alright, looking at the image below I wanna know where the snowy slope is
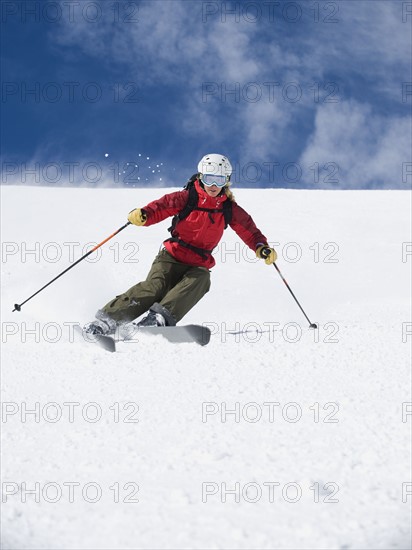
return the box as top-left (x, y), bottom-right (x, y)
top-left (1, 186), bottom-right (411, 550)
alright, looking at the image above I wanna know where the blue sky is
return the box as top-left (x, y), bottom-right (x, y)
top-left (1, 0), bottom-right (411, 188)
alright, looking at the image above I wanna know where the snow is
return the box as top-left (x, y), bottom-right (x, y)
top-left (1, 186), bottom-right (411, 550)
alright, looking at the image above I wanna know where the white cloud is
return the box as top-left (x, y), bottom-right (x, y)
top-left (239, 99), bottom-right (295, 161)
top-left (299, 100), bottom-right (411, 188)
top-left (296, 1), bottom-right (411, 102)
top-left (52, 0), bottom-right (267, 138)
top-left (47, 0), bottom-right (411, 187)
top-left (51, 0), bottom-right (411, 96)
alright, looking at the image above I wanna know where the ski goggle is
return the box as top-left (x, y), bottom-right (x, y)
top-left (201, 174), bottom-right (227, 188)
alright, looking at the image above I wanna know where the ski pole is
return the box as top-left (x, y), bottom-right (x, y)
top-left (13, 222), bottom-right (131, 312)
top-left (272, 262), bottom-right (317, 329)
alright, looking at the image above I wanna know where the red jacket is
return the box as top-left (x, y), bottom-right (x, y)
top-left (142, 179), bottom-right (268, 269)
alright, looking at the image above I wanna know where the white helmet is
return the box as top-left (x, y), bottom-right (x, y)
top-left (197, 153), bottom-right (232, 178)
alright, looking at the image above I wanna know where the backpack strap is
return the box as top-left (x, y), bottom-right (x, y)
top-left (179, 183), bottom-right (198, 221)
top-left (222, 199), bottom-right (232, 229)
top-left (165, 237), bottom-right (214, 260)
top-left (167, 177), bottom-right (198, 234)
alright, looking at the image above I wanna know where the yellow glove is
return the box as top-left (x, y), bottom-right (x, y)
top-left (128, 208), bottom-right (147, 226)
top-left (256, 245), bottom-right (277, 265)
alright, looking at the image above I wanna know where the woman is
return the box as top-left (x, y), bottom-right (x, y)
top-left (84, 153), bottom-right (277, 335)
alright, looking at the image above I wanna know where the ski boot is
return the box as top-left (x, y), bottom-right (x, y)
top-left (83, 310), bottom-right (117, 335)
top-left (136, 302), bottom-right (176, 327)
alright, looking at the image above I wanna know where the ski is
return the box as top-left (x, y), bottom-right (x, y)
top-left (73, 325), bottom-right (116, 353)
top-left (119, 324), bottom-right (211, 347)
top-left (73, 324), bottom-right (211, 352)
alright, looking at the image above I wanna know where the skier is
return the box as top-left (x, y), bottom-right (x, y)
top-left (84, 153), bottom-right (277, 335)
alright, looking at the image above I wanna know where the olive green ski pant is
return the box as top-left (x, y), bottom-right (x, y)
top-left (100, 249), bottom-right (211, 324)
